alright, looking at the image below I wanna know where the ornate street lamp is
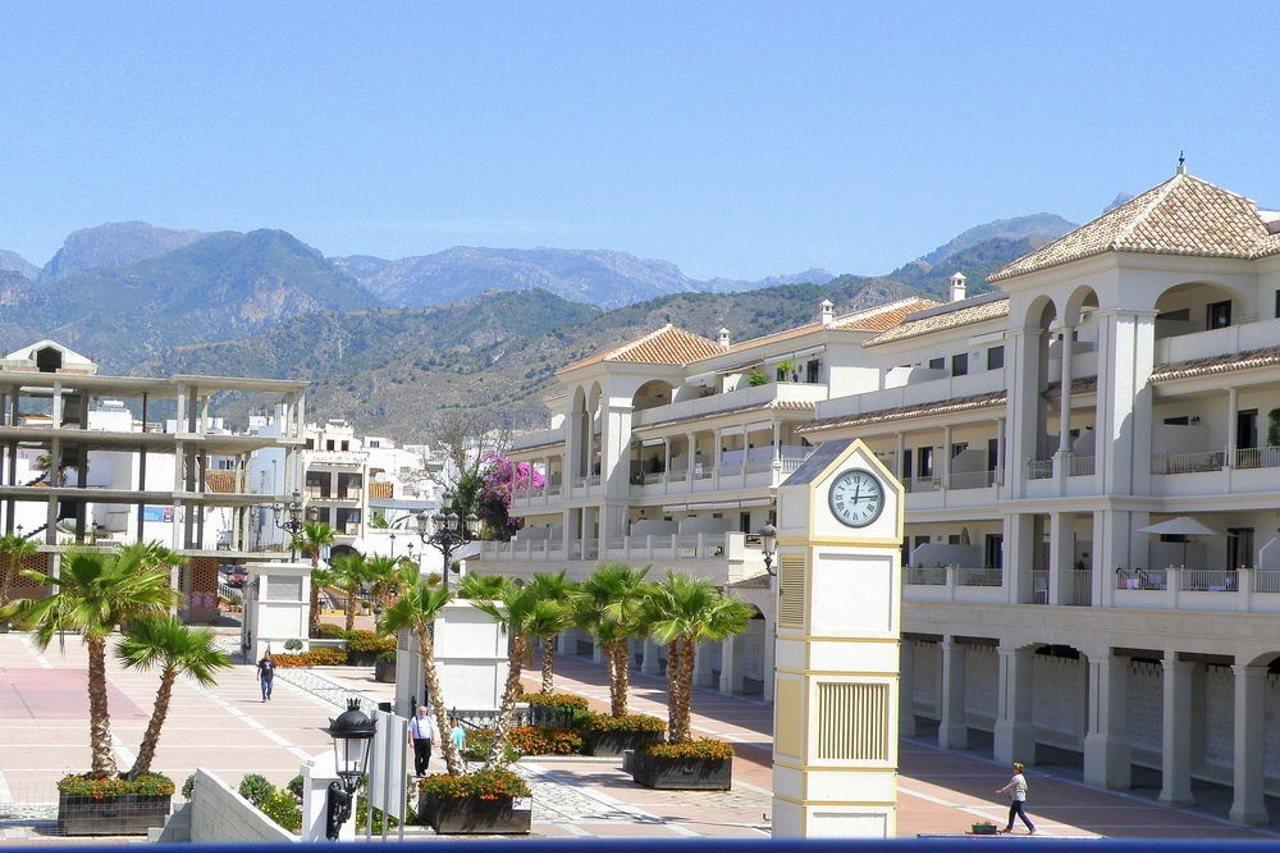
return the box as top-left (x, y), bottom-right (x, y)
top-left (273, 489), bottom-right (304, 560)
top-left (323, 699), bottom-right (376, 840)
top-left (415, 489), bottom-right (480, 592)
top-left (759, 522), bottom-right (778, 576)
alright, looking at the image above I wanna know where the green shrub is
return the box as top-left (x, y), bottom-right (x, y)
top-left (583, 712), bottom-right (665, 733)
top-left (376, 649), bottom-right (397, 663)
top-left (418, 769), bottom-right (530, 800)
top-left (356, 793), bottom-right (416, 832)
top-left (237, 773), bottom-right (274, 807)
top-left (346, 630), bottom-right (396, 655)
top-left (258, 788), bottom-right (302, 833)
top-left (312, 623), bottom-right (347, 639)
top-left (644, 738), bottom-right (734, 760)
top-left (283, 638), bottom-right (303, 651)
top-left (286, 775), bottom-right (304, 801)
top-left (507, 726), bottom-right (583, 755)
top-left (460, 728), bottom-right (521, 764)
top-left (274, 647), bottom-right (348, 667)
top-left (58, 773), bottom-right (175, 800)
top-left (747, 370), bottom-right (768, 387)
top-left (181, 773), bottom-right (195, 799)
top-left (525, 692), bottom-right (589, 710)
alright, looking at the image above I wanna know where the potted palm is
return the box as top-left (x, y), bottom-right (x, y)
top-left (3, 546), bottom-right (180, 834)
top-left (528, 571), bottom-right (575, 694)
top-left (294, 521), bottom-right (336, 637)
top-left (631, 572), bottom-right (750, 790)
top-left (573, 563), bottom-right (665, 755)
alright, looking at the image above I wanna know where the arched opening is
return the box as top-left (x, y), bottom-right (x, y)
top-left (329, 543), bottom-right (359, 560)
top-left (631, 380), bottom-right (675, 412)
top-left (35, 346), bottom-right (62, 373)
top-left (1022, 297), bottom-right (1059, 472)
top-left (1154, 281), bottom-right (1249, 340)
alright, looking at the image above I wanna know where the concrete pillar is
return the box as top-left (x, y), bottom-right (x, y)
top-left (1057, 326), bottom-right (1073, 457)
top-left (695, 643), bottom-right (716, 689)
top-left (761, 617), bottom-right (776, 704)
top-left (717, 636), bottom-right (736, 694)
top-left (1005, 327), bottom-right (1040, 498)
top-left (1229, 664), bottom-right (1270, 825)
top-left (685, 432), bottom-right (696, 484)
top-left (899, 639), bottom-right (917, 737)
top-left (591, 637), bottom-right (603, 664)
top-left (993, 644), bottom-right (1036, 766)
top-left (640, 639), bottom-right (660, 675)
top-left (300, 752), bottom-right (355, 841)
top-left (894, 432), bottom-right (906, 482)
top-left (1159, 655), bottom-right (1194, 805)
top-left (941, 425), bottom-right (953, 488)
top-left (1094, 309), bottom-right (1156, 496)
top-left (1048, 513), bottom-right (1074, 605)
top-left (938, 639), bottom-right (968, 750)
top-left (1226, 387), bottom-right (1239, 466)
top-left (1083, 652), bottom-right (1131, 790)
top-left (1004, 513), bottom-right (1036, 604)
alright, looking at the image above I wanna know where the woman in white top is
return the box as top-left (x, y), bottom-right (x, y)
top-left (996, 762), bottom-right (1035, 834)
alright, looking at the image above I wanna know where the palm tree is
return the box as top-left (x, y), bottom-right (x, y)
top-left (331, 552), bottom-right (374, 632)
top-left (527, 571), bottom-right (575, 693)
top-left (0, 534), bottom-right (37, 611)
top-left (378, 577), bottom-right (461, 775)
top-left (294, 521), bottom-right (336, 636)
top-left (575, 563), bottom-right (652, 716)
top-left (644, 572), bottom-right (752, 743)
top-left (364, 554), bottom-right (402, 610)
top-left (116, 616), bottom-right (230, 777)
top-left (1, 549), bottom-right (176, 777)
top-left (465, 576), bottom-right (573, 769)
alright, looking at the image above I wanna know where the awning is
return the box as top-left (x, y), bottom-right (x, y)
top-left (661, 497), bottom-right (774, 513)
top-left (1139, 517), bottom-right (1221, 537)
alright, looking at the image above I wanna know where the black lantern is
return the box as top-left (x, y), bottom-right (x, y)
top-left (273, 488), bottom-right (305, 560)
top-left (759, 522), bottom-right (778, 576)
top-left (414, 491), bottom-right (477, 592)
top-left (323, 699), bottom-right (376, 839)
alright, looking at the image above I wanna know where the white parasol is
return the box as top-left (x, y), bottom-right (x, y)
top-left (1139, 516), bottom-right (1220, 567)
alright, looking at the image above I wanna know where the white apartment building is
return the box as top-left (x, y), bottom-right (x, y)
top-left (470, 166), bottom-right (1280, 824)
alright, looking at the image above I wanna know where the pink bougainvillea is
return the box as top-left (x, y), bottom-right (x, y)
top-left (477, 455), bottom-right (545, 540)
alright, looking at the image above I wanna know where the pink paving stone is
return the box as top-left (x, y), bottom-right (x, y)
top-left (0, 667), bottom-right (145, 720)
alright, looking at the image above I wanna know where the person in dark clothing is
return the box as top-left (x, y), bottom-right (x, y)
top-left (257, 652), bottom-right (276, 702)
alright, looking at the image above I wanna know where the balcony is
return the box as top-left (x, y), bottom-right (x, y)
top-left (815, 367), bottom-right (1004, 424)
top-left (1112, 567), bottom-right (1280, 612)
top-left (1154, 315), bottom-right (1280, 366)
top-left (305, 485), bottom-right (362, 502)
top-left (903, 565), bottom-right (1004, 604)
top-left (510, 425), bottom-right (565, 454)
top-left (1031, 569), bottom-right (1092, 605)
top-left (1151, 446), bottom-right (1280, 497)
top-left (632, 382), bottom-right (828, 429)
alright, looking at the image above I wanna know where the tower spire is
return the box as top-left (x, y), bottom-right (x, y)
top-left (1176, 150), bottom-right (1186, 175)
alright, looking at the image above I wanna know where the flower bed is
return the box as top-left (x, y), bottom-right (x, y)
top-left (463, 726), bottom-right (583, 757)
top-left (417, 770), bottom-right (530, 835)
top-left (346, 630), bottom-right (396, 666)
top-left (57, 774), bottom-right (175, 836)
top-left (273, 647), bottom-right (348, 668)
top-left (524, 692), bottom-right (589, 710)
top-left (525, 692), bottom-right (589, 729)
top-left (632, 739), bottom-right (733, 790)
top-left (581, 713), bottom-right (665, 756)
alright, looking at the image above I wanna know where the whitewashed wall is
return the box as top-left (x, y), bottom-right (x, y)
top-left (1125, 661), bottom-right (1163, 764)
top-left (1032, 654), bottom-right (1086, 750)
top-left (963, 644), bottom-right (997, 729)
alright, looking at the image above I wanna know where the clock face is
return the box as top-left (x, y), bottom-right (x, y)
top-left (828, 467), bottom-right (885, 528)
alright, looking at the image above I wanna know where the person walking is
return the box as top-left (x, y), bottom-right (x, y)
top-left (996, 762), bottom-right (1035, 835)
top-left (408, 706), bottom-right (439, 776)
top-left (256, 652), bottom-right (276, 702)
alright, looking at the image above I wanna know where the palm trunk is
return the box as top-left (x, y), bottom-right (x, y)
top-left (130, 666), bottom-right (176, 778)
top-left (418, 629), bottom-right (461, 776)
top-left (485, 635), bottom-right (526, 770)
top-left (1, 554), bottom-right (13, 605)
top-left (540, 635), bottom-right (556, 693)
top-left (344, 585), bottom-right (356, 632)
top-left (87, 636), bottom-right (117, 777)
top-left (307, 556), bottom-right (320, 636)
top-left (675, 637), bottom-right (696, 743)
top-left (665, 638), bottom-right (685, 742)
top-left (608, 638), bottom-right (630, 717)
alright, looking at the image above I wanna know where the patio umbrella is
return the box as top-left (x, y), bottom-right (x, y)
top-left (1139, 516), bottom-right (1221, 567)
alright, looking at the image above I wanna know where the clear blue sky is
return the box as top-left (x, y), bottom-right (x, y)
top-left (2, 1), bottom-right (1278, 279)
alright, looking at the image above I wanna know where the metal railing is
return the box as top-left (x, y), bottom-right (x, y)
top-left (1234, 446), bottom-right (1280, 469)
top-left (1180, 569), bottom-right (1239, 591)
top-left (1115, 568), bottom-right (1168, 590)
top-left (1027, 459), bottom-right (1054, 480)
top-left (957, 566), bottom-right (1002, 587)
top-left (947, 469), bottom-right (996, 490)
top-left (1031, 569), bottom-right (1049, 604)
top-left (1152, 450), bottom-right (1226, 474)
top-left (1072, 570), bottom-right (1093, 606)
top-left (1067, 455), bottom-right (1095, 476)
top-left (904, 566), bottom-right (946, 585)
top-left (1254, 570), bottom-right (1280, 593)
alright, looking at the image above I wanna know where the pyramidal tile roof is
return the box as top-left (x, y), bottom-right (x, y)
top-left (558, 324), bottom-right (723, 373)
top-left (991, 171), bottom-right (1278, 282)
top-left (864, 293), bottom-right (1010, 347)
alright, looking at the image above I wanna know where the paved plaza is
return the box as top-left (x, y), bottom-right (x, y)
top-left (0, 629), bottom-right (1276, 842)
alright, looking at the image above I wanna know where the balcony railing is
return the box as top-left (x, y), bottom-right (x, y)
top-left (1031, 569), bottom-right (1049, 603)
top-left (905, 475), bottom-right (939, 493)
top-left (1254, 570), bottom-right (1280, 593)
top-left (1152, 450), bottom-right (1225, 475)
top-left (905, 566), bottom-right (946, 585)
top-left (947, 469), bottom-right (997, 490)
top-left (957, 566), bottom-right (1002, 587)
top-left (1180, 569), bottom-right (1239, 592)
top-left (1115, 569), bottom-right (1168, 590)
top-left (1234, 446), bottom-right (1280, 469)
top-left (1067, 455), bottom-right (1095, 477)
top-left (1027, 459), bottom-right (1054, 480)
top-left (1072, 570), bottom-right (1093, 606)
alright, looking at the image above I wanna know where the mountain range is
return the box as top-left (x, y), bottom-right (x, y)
top-left (0, 208), bottom-right (1083, 438)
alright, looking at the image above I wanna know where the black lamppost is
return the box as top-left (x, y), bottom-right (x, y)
top-left (389, 533), bottom-right (397, 558)
top-left (759, 522), bottom-right (778, 576)
top-left (323, 699), bottom-right (376, 840)
top-left (415, 490), bottom-right (479, 592)
top-left (274, 489), bottom-right (304, 560)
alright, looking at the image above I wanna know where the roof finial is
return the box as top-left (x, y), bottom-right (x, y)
top-left (1176, 150), bottom-right (1186, 175)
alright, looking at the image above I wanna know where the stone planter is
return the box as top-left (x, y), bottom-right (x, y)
top-left (374, 657), bottom-right (396, 683)
top-left (347, 650), bottom-right (379, 667)
top-left (418, 794), bottom-right (531, 835)
top-left (630, 751), bottom-right (732, 790)
top-left (583, 729), bottom-right (663, 757)
top-left (57, 793), bottom-right (172, 836)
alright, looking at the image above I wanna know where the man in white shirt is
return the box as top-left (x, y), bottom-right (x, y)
top-left (408, 705), bottom-right (440, 776)
top-left (996, 761), bottom-right (1035, 834)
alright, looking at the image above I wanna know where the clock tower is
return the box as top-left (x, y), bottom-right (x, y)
top-left (770, 438), bottom-right (905, 839)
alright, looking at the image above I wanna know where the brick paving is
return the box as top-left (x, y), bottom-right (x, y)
top-left (1, 629), bottom-right (1277, 842)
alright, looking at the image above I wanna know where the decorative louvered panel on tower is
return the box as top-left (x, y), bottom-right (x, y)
top-left (771, 439), bottom-right (904, 839)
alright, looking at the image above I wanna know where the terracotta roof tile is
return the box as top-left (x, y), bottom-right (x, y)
top-left (797, 390), bottom-right (1007, 434)
top-left (558, 325), bottom-right (724, 374)
top-left (864, 295), bottom-right (1010, 347)
top-left (991, 172), bottom-right (1276, 282)
top-left (1150, 345), bottom-right (1280, 383)
top-left (632, 399), bottom-right (816, 432)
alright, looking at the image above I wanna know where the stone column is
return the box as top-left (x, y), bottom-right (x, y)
top-left (1004, 513), bottom-right (1036, 604)
top-left (1048, 512), bottom-right (1074, 605)
top-left (1083, 652), bottom-right (1131, 790)
top-left (1057, 326), bottom-right (1073, 458)
top-left (1005, 327), bottom-right (1040, 498)
top-left (993, 644), bottom-right (1036, 765)
top-left (941, 425), bottom-right (953, 489)
top-left (694, 643), bottom-right (716, 689)
top-left (895, 432), bottom-right (906, 482)
top-left (718, 636), bottom-right (736, 694)
top-left (938, 638), bottom-right (968, 750)
top-left (899, 638), bottom-right (917, 737)
top-left (641, 639), bottom-right (660, 675)
top-left (1159, 655), bottom-right (1194, 805)
top-left (1225, 387), bottom-right (1239, 467)
top-left (1229, 664), bottom-right (1270, 825)
top-left (685, 432), bottom-right (697, 484)
top-left (1094, 309), bottom-right (1156, 497)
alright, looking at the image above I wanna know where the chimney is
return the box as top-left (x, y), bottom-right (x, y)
top-left (819, 299), bottom-right (834, 327)
top-left (949, 272), bottom-right (967, 303)
top-left (718, 327), bottom-right (731, 348)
